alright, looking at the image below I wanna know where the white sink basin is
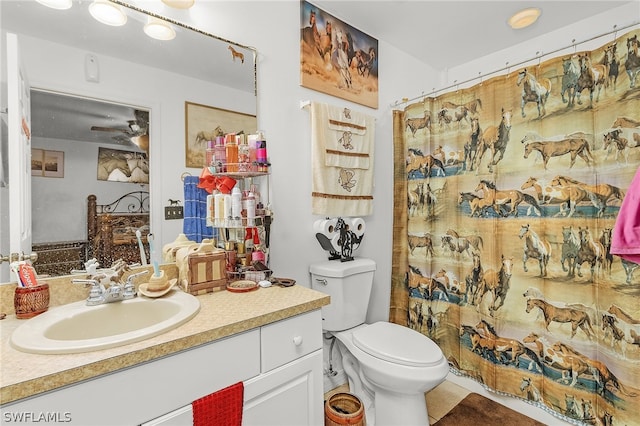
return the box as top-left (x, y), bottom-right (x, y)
top-left (11, 290), bottom-right (200, 354)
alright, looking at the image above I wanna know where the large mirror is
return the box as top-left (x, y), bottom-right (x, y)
top-left (1, 0), bottom-right (257, 279)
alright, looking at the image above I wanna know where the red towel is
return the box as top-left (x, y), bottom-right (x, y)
top-left (192, 382), bottom-right (244, 426)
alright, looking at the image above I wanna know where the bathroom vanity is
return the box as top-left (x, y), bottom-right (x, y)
top-left (0, 285), bottom-right (329, 425)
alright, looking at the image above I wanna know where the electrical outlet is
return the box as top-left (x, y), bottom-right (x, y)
top-left (164, 206), bottom-right (184, 220)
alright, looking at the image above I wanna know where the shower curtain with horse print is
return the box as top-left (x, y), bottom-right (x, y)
top-left (391, 28), bottom-right (640, 425)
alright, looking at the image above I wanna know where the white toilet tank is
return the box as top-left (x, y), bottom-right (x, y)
top-left (310, 258), bottom-right (376, 331)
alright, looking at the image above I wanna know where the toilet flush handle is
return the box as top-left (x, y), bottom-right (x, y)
top-left (293, 336), bottom-right (303, 346)
top-left (315, 278), bottom-right (327, 286)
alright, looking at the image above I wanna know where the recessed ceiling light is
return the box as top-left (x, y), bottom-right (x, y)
top-left (161, 0), bottom-right (195, 9)
top-left (508, 7), bottom-right (541, 30)
top-left (144, 17), bottom-right (176, 41)
top-left (35, 0), bottom-right (72, 10)
top-left (89, 0), bottom-right (127, 27)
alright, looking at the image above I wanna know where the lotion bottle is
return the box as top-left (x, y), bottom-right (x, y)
top-left (225, 133), bottom-right (238, 172)
top-left (231, 186), bottom-right (242, 226)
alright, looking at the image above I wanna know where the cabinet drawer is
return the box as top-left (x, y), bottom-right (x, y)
top-left (261, 310), bottom-right (322, 372)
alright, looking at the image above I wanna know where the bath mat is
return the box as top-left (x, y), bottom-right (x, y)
top-left (433, 392), bottom-right (545, 426)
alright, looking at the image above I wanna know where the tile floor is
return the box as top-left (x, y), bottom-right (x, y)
top-left (324, 379), bottom-right (471, 424)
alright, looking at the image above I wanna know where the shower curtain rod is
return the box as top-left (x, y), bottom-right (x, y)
top-left (391, 21), bottom-right (639, 108)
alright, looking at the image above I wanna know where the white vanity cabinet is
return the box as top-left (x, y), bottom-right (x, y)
top-left (2, 329), bottom-right (261, 425)
top-left (144, 310), bottom-right (324, 426)
top-left (2, 310), bottom-right (324, 426)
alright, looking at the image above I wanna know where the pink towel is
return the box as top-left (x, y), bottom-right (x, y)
top-left (610, 166), bottom-right (640, 264)
top-left (192, 382), bottom-right (244, 426)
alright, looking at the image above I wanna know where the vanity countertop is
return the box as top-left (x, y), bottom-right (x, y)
top-left (0, 285), bottom-right (330, 405)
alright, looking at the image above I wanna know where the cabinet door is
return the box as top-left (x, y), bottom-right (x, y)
top-left (243, 350), bottom-right (323, 426)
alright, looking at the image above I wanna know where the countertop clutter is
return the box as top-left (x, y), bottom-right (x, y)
top-left (0, 284), bottom-right (330, 405)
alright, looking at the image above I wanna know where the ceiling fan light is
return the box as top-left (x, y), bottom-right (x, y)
top-left (508, 7), bottom-right (541, 30)
top-left (144, 17), bottom-right (176, 41)
top-left (89, 0), bottom-right (127, 27)
top-left (35, 0), bottom-right (72, 10)
top-left (161, 0), bottom-right (195, 9)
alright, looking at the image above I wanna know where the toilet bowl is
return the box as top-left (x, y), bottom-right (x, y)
top-left (310, 258), bottom-right (449, 426)
top-left (333, 322), bottom-right (449, 426)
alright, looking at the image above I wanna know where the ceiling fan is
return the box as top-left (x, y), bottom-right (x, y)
top-left (91, 109), bottom-right (149, 153)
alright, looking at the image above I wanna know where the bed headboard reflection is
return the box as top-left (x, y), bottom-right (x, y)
top-left (87, 191), bottom-right (150, 267)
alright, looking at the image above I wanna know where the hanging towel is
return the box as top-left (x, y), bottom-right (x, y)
top-left (183, 175), bottom-right (213, 243)
top-left (192, 382), bottom-right (244, 426)
top-left (611, 166), bottom-right (640, 264)
top-left (310, 101), bottom-right (375, 216)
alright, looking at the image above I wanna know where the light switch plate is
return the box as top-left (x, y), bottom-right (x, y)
top-left (164, 206), bottom-right (184, 220)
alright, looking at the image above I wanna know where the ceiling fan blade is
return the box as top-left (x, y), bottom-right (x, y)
top-left (91, 126), bottom-right (130, 133)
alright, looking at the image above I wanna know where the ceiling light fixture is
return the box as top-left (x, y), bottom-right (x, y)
top-left (508, 7), bottom-right (541, 30)
top-left (89, 0), bottom-right (127, 26)
top-left (144, 17), bottom-right (176, 41)
top-left (35, 0), bottom-right (72, 10)
top-left (161, 0), bottom-right (195, 9)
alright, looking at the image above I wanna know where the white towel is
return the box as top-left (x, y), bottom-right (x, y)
top-left (310, 101), bottom-right (375, 216)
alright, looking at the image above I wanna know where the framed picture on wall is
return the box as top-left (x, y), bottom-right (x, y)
top-left (97, 147), bottom-right (148, 183)
top-left (184, 101), bottom-right (257, 168)
top-left (300, 0), bottom-right (379, 109)
top-left (31, 149), bottom-right (64, 178)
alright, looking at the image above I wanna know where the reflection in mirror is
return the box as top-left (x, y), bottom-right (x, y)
top-left (1, 1), bottom-right (257, 279)
top-left (30, 91), bottom-right (150, 276)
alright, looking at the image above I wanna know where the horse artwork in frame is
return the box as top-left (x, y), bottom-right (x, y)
top-left (300, 0), bottom-right (379, 109)
top-left (184, 101), bottom-right (257, 168)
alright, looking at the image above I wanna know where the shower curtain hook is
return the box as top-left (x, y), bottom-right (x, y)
top-left (505, 61), bottom-right (510, 77)
top-left (612, 24), bottom-right (618, 41)
top-left (478, 71), bottom-right (483, 86)
top-left (572, 39), bottom-right (577, 55)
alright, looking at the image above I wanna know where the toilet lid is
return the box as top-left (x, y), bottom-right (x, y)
top-left (352, 322), bottom-right (443, 367)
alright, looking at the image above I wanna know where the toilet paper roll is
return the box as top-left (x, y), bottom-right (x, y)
top-left (347, 217), bottom-right (366, 237)
top-left (313, 218), bottom-right (338, 236)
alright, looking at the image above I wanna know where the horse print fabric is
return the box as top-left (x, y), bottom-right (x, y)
top-left (391, 29), bottom-right (640, 425)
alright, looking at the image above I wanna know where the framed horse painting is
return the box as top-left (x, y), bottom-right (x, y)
top-left (184, 101), bottom-right (258, 168)
top-left (300, 0), bottom-right (379, 109)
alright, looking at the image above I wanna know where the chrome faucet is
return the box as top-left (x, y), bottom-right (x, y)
top-left (72, 270), bottom-right (148, 306)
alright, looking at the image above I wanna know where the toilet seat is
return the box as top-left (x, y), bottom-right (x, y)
top-left (352, 322), bottom-right (443, 367)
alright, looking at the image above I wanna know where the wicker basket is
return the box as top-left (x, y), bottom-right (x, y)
top-left (14, 283), bottom-right (50, 319)
top-left (325, 393), bottom-right (365, 426)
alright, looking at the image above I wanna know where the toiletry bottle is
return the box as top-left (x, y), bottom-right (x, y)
top-left (245, 191), bottom-right (256, 226)
top-left (248, 133), bottom-right (258, 172)
top-left (231, 186), bottom-right (242, 226)
top-left (256, 131), bottom-right (267, 172)
top-left (244, 227), bottom-right (254, 255)
top-left (206, 140), bottom-right (216, 170)
top-left (214, 191), bottom-right (225, 226)
top-left (214, 136), bottom-right (226, 173)
top-left (206, 192), bottom-right (215, 227)
top-left (223, 193), bottom-right (232, 227)
top-left (238, 134), bottom-right (250, 172)
top-left (225, 133), bottom-right (238, 172)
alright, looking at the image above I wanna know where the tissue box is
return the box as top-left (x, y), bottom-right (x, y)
top-left (185, 250), bottom-right (227, 294)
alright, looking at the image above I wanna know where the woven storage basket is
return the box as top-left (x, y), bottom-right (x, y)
top-left (14, 283), bottom-right (50, 319)
top-left (325, 392), bottom-right (365, 426)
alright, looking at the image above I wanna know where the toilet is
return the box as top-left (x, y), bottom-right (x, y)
top-left (310, 258), bottom-right (449, 426)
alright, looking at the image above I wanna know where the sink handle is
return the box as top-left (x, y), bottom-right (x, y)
top-left (72, 279), bottom-right (100, 287)
top-left (72, 279), bottom-right (106, 304)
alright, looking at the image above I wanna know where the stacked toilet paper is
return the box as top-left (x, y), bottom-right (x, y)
top-left (313, 217), bottom-right (366, 255)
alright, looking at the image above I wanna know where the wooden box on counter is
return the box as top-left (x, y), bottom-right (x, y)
top-left (184, 251), bottom-right (227, 294)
